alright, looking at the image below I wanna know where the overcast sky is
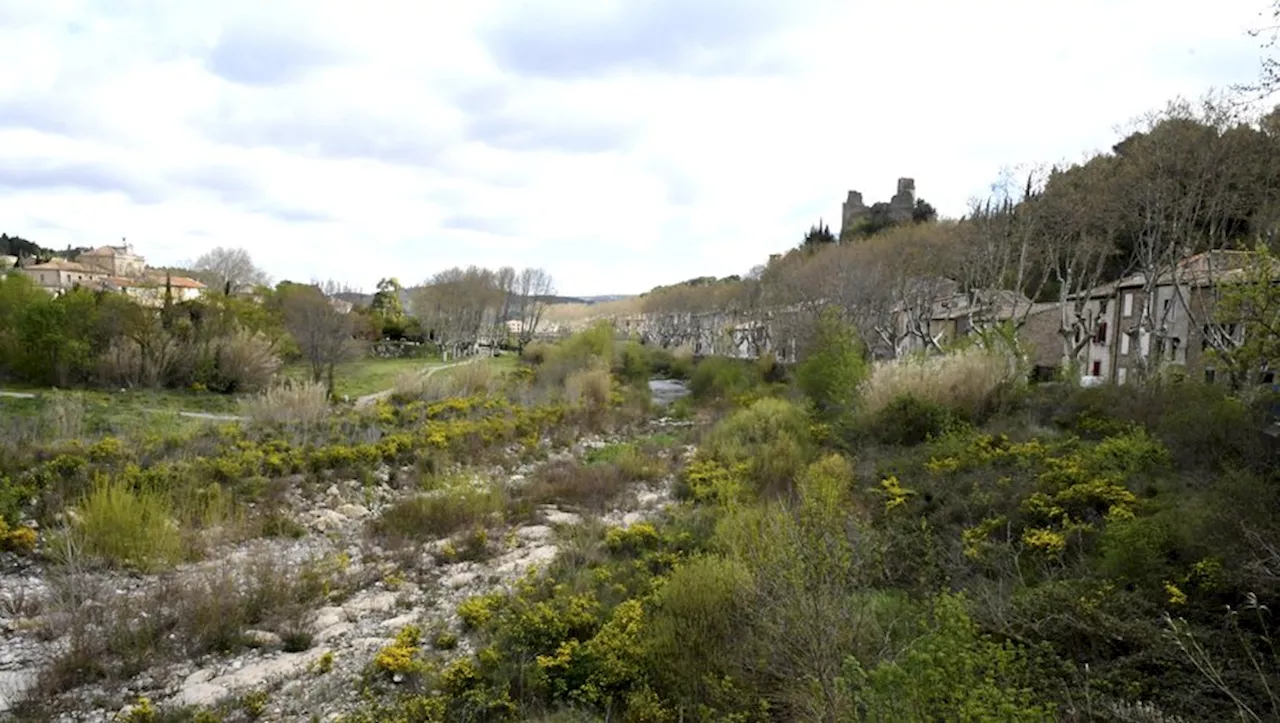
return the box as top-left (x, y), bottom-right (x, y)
top-left (0, 0), bottom-right (1271, 296)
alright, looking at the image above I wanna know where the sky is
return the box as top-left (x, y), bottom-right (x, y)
top-left (0, 0), bottom-right (1273, 297)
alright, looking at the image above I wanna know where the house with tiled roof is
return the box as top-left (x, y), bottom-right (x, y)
top-left (21, 258), bottom-right (108, 294)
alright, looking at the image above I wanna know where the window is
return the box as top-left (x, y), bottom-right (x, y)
top-left (1205, 368), bottom-right (1216, 384)
top-left (1118, 368), bottom-right (1128, 384)
top-left (1264, 371), bottom-right (1276, 385)
top-left (1122, 293), bottom-right (1133, 317)
top-left (1120, 333), bottom-right (1130, 355)
top-left (1094, 322), bottom-right (1108, 344)
top-left (1091, 360), bottom-right (1102, 376)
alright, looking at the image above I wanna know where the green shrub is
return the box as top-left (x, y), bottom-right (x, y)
top-left (794, 308), bottom-right (868, 424)
top-left (689, 357), bottom-right (763, 404)
top-left (645, 555), bottom-right (752, 705)
top-left (703, 397), bottom-right (813, 497)
top-left (71, 478), bottom-right (184, 571)
top-left (612, 341), bottom-right (650, 386)
top-left (845, 593), bottom-right (1053, 721)
top-left (869, 394), bottom-right (963, 446)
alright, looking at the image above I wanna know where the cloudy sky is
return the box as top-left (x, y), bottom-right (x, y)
top-left (0, 0), bottom-right (1271, 296)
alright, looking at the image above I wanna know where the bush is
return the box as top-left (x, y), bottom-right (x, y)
top-left (565, 364), bottom-right (612, 410)
top-left (69, 478), bottom-right (184, 571)
top-left (211, 330), bottom-right (282, 393)
top-left (612, 341), bottom-right (650, 387)
top-left (862, 345), bottom-right (1022, 423)
top-left (795, 308), bottom-right (868, 424)
top-left (703, 397), bottom-right (813, 497)
top-left (517, 460), bottom-right (633, 512)
top-left (868, 394), bottom-right (964, 446)
top-left (645, 555), bottom-right (752, 706)
top-left (648, 346), bottom-right (694, 381)
top-left (689, 357), bottom-right (764, 404)
top-left (372, 484), bottom-right (506, 545)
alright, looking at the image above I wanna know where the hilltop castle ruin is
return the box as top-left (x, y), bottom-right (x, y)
top-left (840, 178), bottom-right (917, 240)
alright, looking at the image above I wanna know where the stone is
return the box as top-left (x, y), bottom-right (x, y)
top-left (185, 669), bottom-right (215, 686)
top-left (170, 681), bottom-right (228, 708)
top-left (244, 630), bottom-right (283, 649)
top-left (309, 510), bottom-right (347, 533)
top-left (343, 591), bottom-right (397, 616)
top-left (541, 508), bottom-right (581, 526)
top-left (443, 571), bottom-right (478, 589)
top-left (0, 670), bottom-right (38, 713)
top-left (314, 622), bottom-right (354, 643)
top-left (335, 503), bottom-right (370, 520)
top-left (312, 606), bottom-right (347, 633)
top-left (514, 525), bottom-right (553, 543)
top-left (380, 611), bottom-right (420, 631)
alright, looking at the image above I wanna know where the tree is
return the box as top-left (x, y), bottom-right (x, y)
top-left (1242, 0), bottom-right (1280, 98)
top-left (192, 247), bottom-right (271, 296)
top-left (801, 220), bottom-right (837, 250)
top-left (279, 283), bottom-right (359, 397)
top-left (794, 307), bottom-right (868, 426)
top-left (1207, 243), bottom-right (1280, 389)
top-left (411, 267), bottom-right (502, 358)
top-left (370, 278), bottom-right (407, 339)
top-left (513, 267), bottom-right (555, 351)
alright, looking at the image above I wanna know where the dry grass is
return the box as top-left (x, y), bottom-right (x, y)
top-left (392, 361), bottom-right (499, 402)
top-left (565, 364), bottom-right (612, 409)
top-left (20, 548), bottom-right (350, 708)
top-left (514, 447), bottom-right (664, 512)
top-left (215, 329), bottom-right (283, 392)
top-left (371, 482), bottom-right (507, 546)
top-left (239, 380), bottom-right (330, 428)
top-left (860, 345), bottom-right (1022, 421)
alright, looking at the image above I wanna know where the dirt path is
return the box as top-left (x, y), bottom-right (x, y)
top-left (0, 390), bottom-right (247, 423)
top-left (352, 358), bottom-right (478, 409)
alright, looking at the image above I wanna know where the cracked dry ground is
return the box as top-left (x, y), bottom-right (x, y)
top-left (0, 418), bottom-right (694, 722)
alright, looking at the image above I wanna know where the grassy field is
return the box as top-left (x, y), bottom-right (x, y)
top-left (0, 388), bottom-right (237, 440)
top-left (278, 356), bottom-right (444, 399)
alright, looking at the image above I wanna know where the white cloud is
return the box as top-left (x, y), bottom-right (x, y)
top-left (0, 0), bottom-right (1269, 296)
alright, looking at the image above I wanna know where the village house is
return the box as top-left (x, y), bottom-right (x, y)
top-left (20, 258), bottom-right (108, 294)
top-left (16, 241), bottom-right (207, 305)
top-left (892, 280), bottom-right (1061, 371)
top-left (1066, 250), bottom-right (1265, 385)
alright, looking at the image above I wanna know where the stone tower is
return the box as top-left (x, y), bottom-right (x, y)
top-left (887, 178), bottom-right (916, 224)
top-left (838, 178), bottom-right (917, 240)
top-left (840, 190), bottom-right (869, 236)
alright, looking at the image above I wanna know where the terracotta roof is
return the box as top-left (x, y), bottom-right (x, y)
top-left (27, 258), bottom-right (104, 273)
top-left (105, 274), bottom-right (207, 290)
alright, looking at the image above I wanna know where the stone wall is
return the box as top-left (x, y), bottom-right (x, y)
top-left (841, 177), bottom-right (917, 238)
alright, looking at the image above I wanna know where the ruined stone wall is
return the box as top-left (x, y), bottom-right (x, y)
top-left (840, 177), bottom-right (917, 238)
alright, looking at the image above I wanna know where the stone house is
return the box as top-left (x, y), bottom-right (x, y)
top-left (78, 243), bottom-right (147, 278)
top-left (20, 258), bottom-right (107, 294)
top-left (1067, 251), bottom-right (1261, 385)
top-left (102, 275), bottom-right (207, 307)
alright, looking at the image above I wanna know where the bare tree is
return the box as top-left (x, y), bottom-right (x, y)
top-left (411, 267), bottom-right (502, 358)
top-left (514, 267), bottom-right (555, 351)
top-left (192, 247), bottom-right (271, 295)
top-left (280, 283), bottom-right (359, 398)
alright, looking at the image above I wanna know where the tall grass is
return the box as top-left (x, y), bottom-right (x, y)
top-left (69, 478), bottom-right (184, 571)
top-left (239, 380), bottom-right (330, 429)
top-left (861, 345), bottom-right (1022, 422)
